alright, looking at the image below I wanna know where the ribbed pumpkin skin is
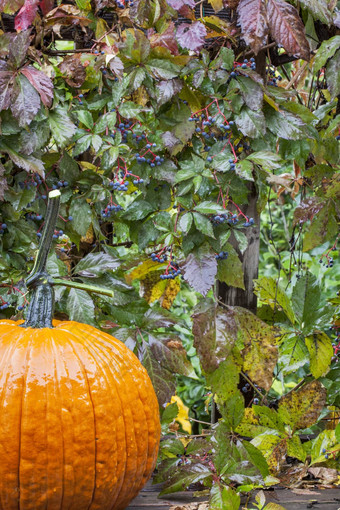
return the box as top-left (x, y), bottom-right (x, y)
top-left (0, 319), bottom-right (160, 510)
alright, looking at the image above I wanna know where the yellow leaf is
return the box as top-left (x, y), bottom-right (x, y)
top-left (264, 93), bottom-right (280, 111)
top-left (161, 278), bottom-right (180, 309)
top-left (170, 395), bottom-right (192, 434)
top-left (125, 259), bottom-right (166, 284)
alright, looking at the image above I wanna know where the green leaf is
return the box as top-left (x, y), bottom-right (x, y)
top-left (336, 423), bottom-right (340, 443)
top-left (73, 134), bottom-right (92, 157)
top-left (235, 160), bottom-right (254, 181)
top-left (49, 107), bottom-right (77, 148)
top-left (254, 276), bottom-right (295, 324)
top-left (194, 201), bottom-right (226, 215)
top-left (299, 0), bottom-right (333, 24)
top-left (0, 141), bottom-right (45, 177)
top-left (179, 212), bottom-right (193, 233)
top-left (59, 152), bottom-right (79, 184)
top-left (278, 336), bottom-right (309, 375)
top-left (66, 288), bottom-right (95, 325)
top-left (47, 252), bottom-right (68, 277)
top-left (236, 107), bottom-right (266, 138)
top-left (233, 230), bottom-right (248, 255)
top-left (118, 101), bottom-right (143, 119)
top-left (313, 36), bottom-right (340, 73)
top-left (94, 111), bottom-right (117, 134)
top-left (209, 484), bottom-right (240, 510)
top-left (218, 47), bottom-right (234, 71)
top-left (237, 76), bottom-right (263, 111)
top-left (69, 199), bottom-right (92, 237)
top-left (161, 402), bottom-right (179, 428)
top-left (287, 435), bottom-right (306, 462)
top-left (217, 243), bottom-right (244, 290)
top-left (291, 272), bottom-right (321, 333)
top-left (303, 202), bottom-right (338, 251)
top-left (74, 252), bottom-right (120, 277)
top-left (265, 106), bottom-right (306, 140)
top-left (147, 59), bottom-right (181, 80)
top-left (305, 332), bottom-right (333, 378)
top-left (208, 361), bottom-right (244, 429)
top-left (123, 200), bottom-right (153, 221)
top-left (91, 134), bottom-right (102, 152)
top-left (247, 151), bottom-right (283, 170)
top-left (193, 212), bottom-right (215, 238)
top-left (326, 50), bottom-right (340, 100)
top-left (101, 146), bottom-right (119, 170)
top-left (278, 380), bottom-right (327, 432)
top-left (76, 110), bottom-right (94, 130)
top-left (160, 463), bottom-right (212, 495)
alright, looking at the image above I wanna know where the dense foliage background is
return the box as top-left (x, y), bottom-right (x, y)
top-left (0, 0), bottom-right (339, 506)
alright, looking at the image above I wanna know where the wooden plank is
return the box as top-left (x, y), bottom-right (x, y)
top-left (127, 485), bottom-right (340, 510)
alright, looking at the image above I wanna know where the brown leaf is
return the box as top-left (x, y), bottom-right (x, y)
top-left (293, 197), bottom-right (325, 226)
top-left (279, 463), bottom-right (308, 486)
top-left (59, 54), bottom-right (86, 88)
top-left (267, 437), bottom-right (287, 474)
top-left (237, 0), bottom-right (269, 55)
top-left (308, 467), bottom-right (338, 484)
top-left (267, 0), bottom-right (310, 61)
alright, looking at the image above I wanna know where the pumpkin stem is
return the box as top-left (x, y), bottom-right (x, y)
top-left (22, 190), bottom-right (61, 329)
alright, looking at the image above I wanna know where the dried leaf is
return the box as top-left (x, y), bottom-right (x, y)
top-left (293, 197), bottom-right (324, 226)
top-left (237, 0), bottom-right (269, 55)
top-left (308, 467), bottom-right (338, 484)
top-left (267, 0), bottom-right (310, 61)
top-left (21, 66), bottom-right (53, 106)
top-left (0, 0), bottom-right (25, 15)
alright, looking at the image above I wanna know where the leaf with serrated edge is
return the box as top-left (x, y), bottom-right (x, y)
top-left (237, 0), bottom-right (269, 55)
top-left (278, 380), bottom-right (327, 432)
top-left (181, 244), bottom-right (217, 296)
top-left (267, 0), bottom-right (310, 61)
top-left (305, 332), bottom-right (333, 378)
top-left (66, 288), bottom-right (95, 325)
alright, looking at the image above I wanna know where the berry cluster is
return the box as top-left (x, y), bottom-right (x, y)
top-left (215, 251), bottom-right (229, 260)
top-left (211, 212), bottom-right (254, 228)
top-left (0, 222), bottom-right (7, 234)
top-left (52, 229), bottom-right (64, 240)
top-left (150, 248), bottom-right (182, 280)
top-left (230, 57), bottom-right (256, 79)
top-left (267, 65), bottom-right (283, 87)
top-left (52, 180), bottom-right (69, 189)
top-left (27, 213), bottom-right (43, 221)
top-left (101, 203), bottom-right (123, 218)
top-left (0, 302), bottom-right (9, 310)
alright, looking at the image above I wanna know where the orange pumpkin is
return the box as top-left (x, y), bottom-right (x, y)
top-left (0, 191), bottom-right (160, 509)
top-left (0, 319), bottom-right (160, 510)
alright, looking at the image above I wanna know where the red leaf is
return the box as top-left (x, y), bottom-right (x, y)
top-left (267, 0), bottom-right (310, 61)
top-left (14, 0), bottom-right (39, 32)
top-left (237, 0), bottom-right (269, 55)
top-left (149, 22), bottom-right (180, 56)
top-left (176, 21), bottom-right (207, 52)
top-left (21, 66), bottom-right (53, 107)
top-left (180, 246), bottom-right (217, 296)
top-left (38, 0), bottom-right (54, 15)
top-left (0, 65), bottom-right (15, 111)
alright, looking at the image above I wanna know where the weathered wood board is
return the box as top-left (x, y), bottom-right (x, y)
top-left (127, 481), bottom-right (340, 509)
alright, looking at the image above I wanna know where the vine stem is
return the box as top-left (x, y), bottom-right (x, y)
top-left (53, 279), bottom-right (114, 297)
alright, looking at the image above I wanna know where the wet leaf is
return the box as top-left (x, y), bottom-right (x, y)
top-left (293, 197), bottom-right (324, 226)
top-left (74, 252), bottom-right (120, 277)
top-left (156, 79), bottom-right (183, 106)
top-left (181, 244), bottom-right (217, 296)
top-left (313, 36), bottom-right (340, 73)
top-left (11, 74), bottom-right (40, 127)
top-left (278, 380), bottom-right (327, 432)
top-left (267, 0), bottom-right (310, 61)
top-left (287, 435), bottom-right (306, 462)
top-left (236, 107), bottom-right (266, 138)
top-left (209, 483), bottom-right (240, 510)
top-left (21, 66), bottom-right (53, 107)
top-left (15, 0), bottom-right (39, 32)
top-left (237, 0), bottom-right (269, 55)
top-left (0, 0), bottom-right (25, 14)
top-left (176, 22), bottom-right (207, 52)
top-left (48, 107), bottom-right (77, 148)
top-left (66, 288), bottom-right (95, 325)
top-left (192, 299), bottom-right (238, 373)
top-left (291, 272), bottom-right (321, 333)
top-left (0, 163), bottom-right (8, 201)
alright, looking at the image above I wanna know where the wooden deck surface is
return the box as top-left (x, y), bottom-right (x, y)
top-left (127, 481), bottom-right (340, 509)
